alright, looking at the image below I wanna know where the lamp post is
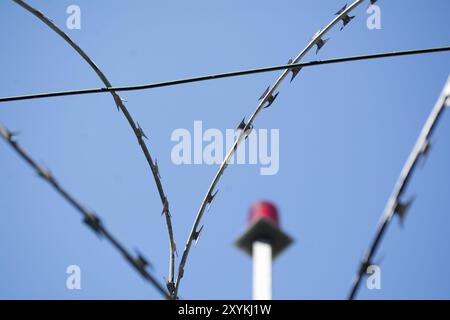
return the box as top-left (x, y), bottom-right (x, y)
top-left (235, 201), bottom-right (293, 300)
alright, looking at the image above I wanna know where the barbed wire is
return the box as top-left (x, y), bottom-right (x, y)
top-left (12, 0), bottom-right (178, 294)
top-left (1, 46), bottom-right (449, 105)
top-left (173, 0), bottom-right (368, 297)
top-left (6, 0), bottom-right (449, 299)
top-left (0, 125), bottom-right (170, 299)
top-left (348, 75), bottom-right (450, 299)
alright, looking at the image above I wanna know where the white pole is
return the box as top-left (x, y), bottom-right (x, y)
top-left (252, 240), bottom-right (272, 300)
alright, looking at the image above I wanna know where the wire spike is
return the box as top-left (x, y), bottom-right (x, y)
top-left (315, 37), bottom-right (329, 54)
top-left (288, 59), bottom-right (302, 82)
top-left (206, 189), bottom-right (219, 205)
top-left (264, 92), bottom-right (279, 109)
top-left (1, 127), bottom-right (21, 142)
top-left (418, 139), bottom-right (433, 169)
top-left (113, 95), bottom-right (122, 112)
top-left (237, 117), bottom-right (246, 131)
top-left (361, 256), bottom-right (372, 272)
top-left (259, 86), bottom-right (279, 108)
top-left (341, 14), bottom-right (355, 31)
top-left (394, 197), bottom-right (415, 227)
top-left (258, 86), bottom-right (270, 101)
top-left (335, 4), bottom-right (348, 15)
top-left (237, 117), bottom-right (253, 133)
top-left (154, 159), bottom-right (161, 179)
top-left (136, 122), bottom-right (148, 140)
top-left (193, 225), bottom-right (204, 246)
top-left (161, 197), bottom-right (170, 216)
top-left (206, 190), bottom-right (219, 212)
top-left (134, 250), bottom-right (152, 270)
top-left (38, 168), bottom-right (53, 181)
top-left (166, 279), bottom-right (175, 296)
top-left (83, 213), bottom-right (102, 235)
top-left (420, 139), bottom-right (431, 157)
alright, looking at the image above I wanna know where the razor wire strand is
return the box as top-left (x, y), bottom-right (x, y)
top-left (348, 75), bottom-right (450, 300)
top-left (173, 0), bottom-right (368, 297)
top-left (7, 0), bottom-right (449, 299)
top-left (0, 46), bottom-right (449, 104)
top-left (12, 0), bottom-right (177, 294)
top-left (0, 125), bottom-right (170, 299)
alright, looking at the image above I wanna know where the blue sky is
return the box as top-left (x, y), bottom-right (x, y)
top-left (0, 0), bottom-right (449, 299)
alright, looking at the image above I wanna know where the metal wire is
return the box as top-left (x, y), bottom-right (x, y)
top-left (12, 0), bottom-right (177, 294)
top-left (348, 75), bottom-right (450, 300)
top-left (173, 0), bottom-right (368, 297)
top-left (0, 46), bottom-right (449, 104)
top-left (8, 0), bottom-right (449, 299)
top-left (0, 125), bottom-right (170, 299)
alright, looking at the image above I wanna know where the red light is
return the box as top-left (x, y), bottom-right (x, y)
top-left (248, 201), bottom-right (279, 227)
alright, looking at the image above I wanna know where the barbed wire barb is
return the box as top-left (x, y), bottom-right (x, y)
top-left (12, 0), bottom-right (177, 293)
top-left (0, 125), bottom-right (170, 299)
top-left (173, 0), bottom-right (368, 297)
top-left (348, 74), bottom-right (450, 299)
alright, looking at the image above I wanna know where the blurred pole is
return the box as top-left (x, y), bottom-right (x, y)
top-left (252, 240), bottom-right (272, 300)
top-left (235, 201), bottom-right (292, 300)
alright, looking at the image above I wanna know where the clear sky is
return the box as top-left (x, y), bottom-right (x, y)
top-left (1, 0), bottom-right (449, 299)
